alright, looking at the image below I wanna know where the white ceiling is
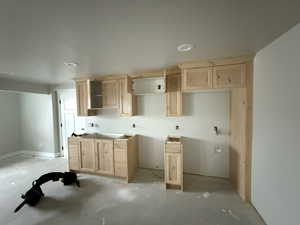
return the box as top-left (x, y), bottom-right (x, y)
top-left (0, 0), bottom-right (300, 85)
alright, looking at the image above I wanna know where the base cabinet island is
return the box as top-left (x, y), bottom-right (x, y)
top-left (68, 133), bottom-right (137, 183)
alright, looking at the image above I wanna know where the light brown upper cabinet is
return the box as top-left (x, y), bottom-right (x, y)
top-left (181, 67), bottom-right (213, 91)
top-left (89, 80), bottom-right (103, 109)
top-left (95, 139), bottom-right (114, 175)
top-left (76, 79), bottom-right (120, 115)
top-left (102, 80), bottom-right (119, 108)
top-left (213, 64), bottom-right (246, 88)
top-left (75, 80), bottom-right (97, 116)
top-left (166, 74), bottom-right (182, 116)
top-left (119, 76), bottom-right (137, 116)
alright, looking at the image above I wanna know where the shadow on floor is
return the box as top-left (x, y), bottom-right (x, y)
top-left (131, 169), bottom-right (164, 184)
top-left (183, 173), bottom-right (233, 194)
top-left (34, 177), bottom-right (101, 211)
top-left (132, 169), bottom-right (233, 195)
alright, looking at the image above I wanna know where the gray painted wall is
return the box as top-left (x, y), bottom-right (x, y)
top-left (0, 92), bottom-right (21, 155)
top-left (19, 93), bottom-right (56, 153)
top-left (252, 22), bottom-right (300, 225)
top-left (0, 77), bottom-right (49, 94)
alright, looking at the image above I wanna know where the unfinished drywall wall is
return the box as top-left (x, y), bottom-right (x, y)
top-left (19, 93), bottom-right (56, 154)
top-left (0, 92), bottom-right (21, 156)
top-left (252, 22), bottom-right (300, 225)
top-left (86, 91), bottom-right (230, 178)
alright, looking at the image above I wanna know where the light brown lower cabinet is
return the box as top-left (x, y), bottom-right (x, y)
top-left (164, 137), bottom-right (183, 190)
top-left (68, 139), bottom-right (80, 170)
top-left (95, 139), bottom-right (114, 175)
top-left (78, 138), bottom-right (95, 172)
top-left (114, 140), bottom-right (128, 178)
top-left (68, 135), bottom-right (137, 182)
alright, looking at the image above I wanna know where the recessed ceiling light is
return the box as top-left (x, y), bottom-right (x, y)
top-left (64, 62), bottom-right (78, 67)
top-left (177, 43), bottom-right (193, 52)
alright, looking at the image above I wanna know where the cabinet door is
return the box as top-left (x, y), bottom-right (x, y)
top-left (114, 140), bottom-right (128, 178)
top-left (102, 80), bottom-right (119, 108)
top-left (78, 139), bottom-right (95, 172)
top-left (90, 80), bottom-right (103, 109)
top-left (114, 148), bottom-right (127, 163)
top-left (95, 140), bottom-right (114, 175)
top-left (119, 78), bottom-right (136, 116)
top-left (165, 153), bottom-right (182, 185)
top-left (213, 64), bottom-right (246, 88)
top-left (166, 74), bottom-right (182, 116)
top-left (68, 138), bottom-right (80, 170)
top-left (76, 80), bottom-right (97, 116)
top-left (182, 67), bottom-right (212, 91)
top-left (114, 162), bottom-right (128, 178)
top-left (76, 80), bottom-right (89, 116)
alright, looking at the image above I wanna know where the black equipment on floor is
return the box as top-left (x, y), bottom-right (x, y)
top-left (14, 172), bottom-right (80, 213)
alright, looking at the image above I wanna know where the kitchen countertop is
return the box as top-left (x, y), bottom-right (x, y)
top-left (70, 133), bottom-right (134, 140)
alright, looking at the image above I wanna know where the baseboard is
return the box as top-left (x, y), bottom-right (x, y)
top-left (0, 151), bottom-right (20, 161)
top-left (19, 150), bottom-right (61, 159)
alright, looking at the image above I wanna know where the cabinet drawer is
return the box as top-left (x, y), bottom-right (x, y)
top-left (165, 143), bottom-right (181, 153)
top-left (114, 140), bottom-right (127, 150)
top-left (114, 162), bottom-right (128, 178)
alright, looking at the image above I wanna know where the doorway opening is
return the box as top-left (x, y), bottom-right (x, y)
top-left (57, 89), bottom-right (86, 158)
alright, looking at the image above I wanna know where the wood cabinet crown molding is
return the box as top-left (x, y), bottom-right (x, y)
top-left (178, 54), bottom-right (254, 69)
top-left (73, 74), bottom-right (127, 82)
top-left (129, 66), bottom-right (180, 79)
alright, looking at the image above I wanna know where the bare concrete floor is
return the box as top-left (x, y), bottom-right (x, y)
top-left (0, 156), bottom-right (265, 225)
